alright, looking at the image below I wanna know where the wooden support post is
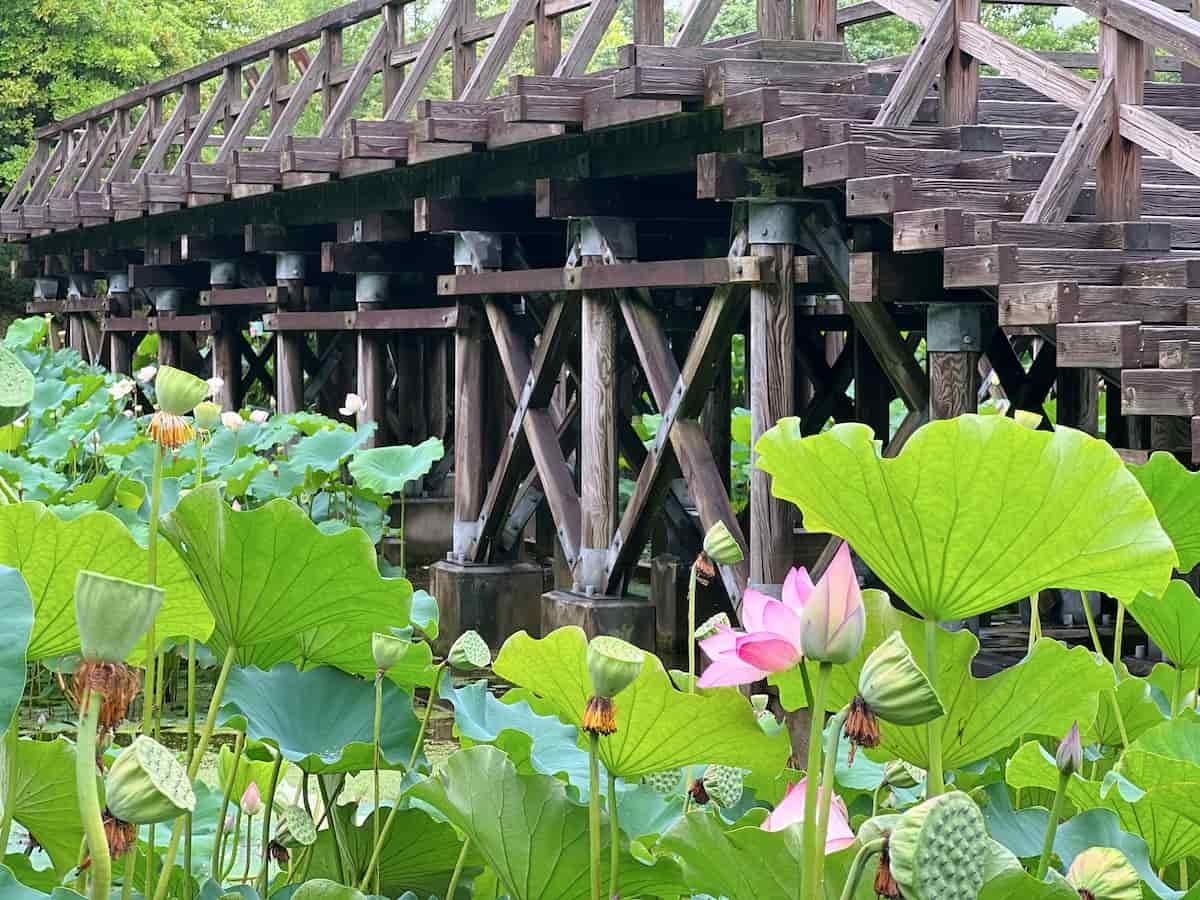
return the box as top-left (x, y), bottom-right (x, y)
top-left (703, 333), bottom-right (732, 494)
top-left (383, 2), bottom-right (405, 110)
top-left (853, 327), bottom-right (892, 439)
top-left (942, 0), bottom-right (979, 125)
top-left (357, 333), bottom-right (386, 446)
top-left (927, 305), bottom-right (981, 419)
top-left (535, 0), bottom-right (562, 74)
top-left (320, 27), bottom-right (344, 121)
top-left (270, 48), bottom-right (290, 125)
top-left (275, 254), bottom-right (307, 415)
top-left (427, 334), bottom-right (449, 440)
top-left (1057, 369), bottom-right (1099, 436)
top-left (759, 0), bottom-right (790, 40)
top-left (453, 0), bottom-right (478, 98)
top-left (212, 314), bottom-right (244, 413)
top-left (748, 203), bottom-right (796, 589)
top-left (1096, 25), bottom-right (1145, 221)
top-left (635, 0), bottom-right (665, 44)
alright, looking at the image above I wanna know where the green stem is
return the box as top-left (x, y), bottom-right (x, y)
top-left (838, 838), bottom-right (885, 900)
top-left (76, 691), bottom-right (110, 900)
top-left (1027, 594), bottom-right (1040, 656)
top-left (211, 730), bottom-right (245, 876)
top-left (142, 442), bottom-right (164, 736)
top-left (241, 813), bottom-right (254, 884)
top-left (0, 714), bottom-right (18, 853)
top-left (1080, 594), bottom-right (1104, 657)
top-left (1113, 605), bottom-right (1126, 676)
top-left (256, 752), bottom-right (285, 896)
top-left (120, 844), bottom-right (136, 900)
top-left (1173, 666), bottom-right (1186, 718)
top-left (801, 662), bottom-right (832, 900)
top-left (220, 804), bottom-right (244, 881)
top-left (409, 662), bottom-right (446, 770)
top-left (446, 838), bottom-right (470, 900)
top-left (320, 777), bottom-right (349, 886)
top-left (373, 671), bottom-right (384, 895)
top-left (687, 563), bottom-right (698, 693)
top-left (608, 769), bottom-right (620, 898)
top-left (812, 706), bottom-right (851, 897)
top-left (183, 638), bottom-right (197, 900)
top-left (924, 618), bottom-right (945, 797)
top-left (152, 644), bottom-right (238, 900)
top-left (399, 492), bottom-right (407, 574)
top-left (588, 732), bottom-right (602, 900)
top-left (1036, 772), bottom-right (1070, 879)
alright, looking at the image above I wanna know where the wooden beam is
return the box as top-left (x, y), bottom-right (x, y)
top-left (460, 0), bottom-right (538, 100)
top-left (264, 39), bottom-right (331, 152)
top-left (942, 0), bottom-right (980, 125)
top-left (171, 75), bottom-right (232, 176)
top-left (672, 0), bottom-right (723, 45)
top-left (214, 66), bottom-right (277, 165)
top-left (873, 0), bottom-right (955, 127)
top-left (556, 0), bottom-right (619, 76)
top-left (134, 94), bottom-right (191, 181)
top-left (1097, 26), bottom-right (1145, 221)
top-left (320, 23), bottom-right (389, 138)
top-left (385, 0), bottom-right (459, 119)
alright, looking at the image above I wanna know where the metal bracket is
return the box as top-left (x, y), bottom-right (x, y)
top-left (33, 278), bottom-right (60, 301)
top-left (355, 273), bottom-right (391, 306)
top-left (210, 259), bottom-right (238, 288)
top-left (575, 548), bottom-right (612, 594)
top-left (150, 287), bottom-right (185, 313)
top-left (106, 271), bottom-right (130, 296)
top-left (66, 275), bottom-right (94, 300)
top-left (453, 231), bottom-right (502, 271)
top-left (579, 217), bottom-right (637, 261)
top-left (748, 202), bottom-right (800, 245)
top-left (274, 252), bottom-right (306, 281)
top-left (926, 304), bottom-right (984, 353)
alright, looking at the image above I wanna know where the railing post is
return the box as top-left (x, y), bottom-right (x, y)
top-left (635, 0), bottom-right (665, 44)
top-left (758, 0), bottom-right (790, 39)
top-left (535, 0), bottom-right (562, 74)
top-left (942, 0), bottom-right (979, 124)
top-left (270, 47), bottom-right (290, 125)
top-left (1096, 24), bottom-right (1144, 221)
top-left (320, 27), bottom-right (344, 122)
top-left (382, 2), bottom-right (406, 109)
top-left (453, 0), bottom-right (478, 97)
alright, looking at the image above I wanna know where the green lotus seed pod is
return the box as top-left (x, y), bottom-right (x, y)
top-left (447, 630), bottom-right (491, 671)
top-left (105, 736), bottom-right (196, 825)
top-left (642, 769), bottom-right (684, 796)
top-left (291, 878), bottom-right (367, 900)
top-left (75, 571), bottom-right (164, 663)
top-left (702, 521), bottom-right (743, 565)
top-left (193, 400), bottom-right (222, 430)
top-left (888, 791), bottom-right (987, 900)
top-left (857, 632), bottom-right (944, 726)
top-left (750, 694), bottom-right (769, 714)
top-left (154, 365), bottom-right (208, 415)
top-left (856, 813), bottom-right (901, 846)
top-left (0, 346), bottom-right (33, 427)
top-left (702, 765), bottom-right (744, 808)
top-left (694, 612), bottom-right (729, 641)
top-left (371, 631), bottom-right (412, 672)
top-left (882, 759), bottom-right (922, 790)
top-left (275, 804), bottom-right (317, 848)
top-left (587, 635), bottom-right (645, 699)
top-left (1066, 847), bottom-right (1142, 900)
top-left (982, 839), bottom-right (1025, 881)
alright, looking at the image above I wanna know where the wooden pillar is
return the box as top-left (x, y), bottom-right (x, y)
top-left (275, 254), bottom-right (306, 414)
top-left (580, 265), bottom-right (618, 585)
top-left (535, 1), bottom-right (562, 74)
top-left (320, 27), bottom-right (344, 121)
top-left (759, 0), bottom-right (790, 39)
top-left (157, 321), bottom-right (181, 368)
top-left (453, 0), bottom-right (477, 97)
top-left (212, 316), bottom-right (244, 413)
top-left (853, 327), bottom-right (892, 439)
top-left (703, 337), bottom-right (732, 494)
top-left (357, 333), bottom-right (386, 445)
top-left (270, 47), bottom-right (289, 125)
top-left (1096, 25), bottom-right (1144, 221)
top-left (453, 294), bottom-right (485, 557)
top-left (941, 0), bottom-right (979, 125)
top-left (635, 0), bottom-right (665, 44)
top-left (383, 2), bottom-right (406, 109)
top-left (748, 203), bottom-right (796, 588)
top-left (927, 306), bottom-right (981, 420)
top-left (427, 334), bottom-right (449, 440)
top-left (1057, 369), bottom-right (1099, 436)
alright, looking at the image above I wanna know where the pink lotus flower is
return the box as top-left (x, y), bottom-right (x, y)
top-left (761, 777), bottom-right (855, 851)
top-left (240, 782), bottom-right (262, 816)
top-left (696, 566), bottom-right (813, 687)
top-left (799, 542), bottom-right (865, 664)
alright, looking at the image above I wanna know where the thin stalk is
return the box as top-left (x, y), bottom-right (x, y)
top-left (446, 838), bottom-right (470, 900)
top-left (797, 659), bottom-right (814, 714)
top-left (924, 619), bottom-right (945, 797)
top-left (409, 662), bottom-right (447, 769)
top-left (323, 778), bottom-right (353, 886)
top-left (687, 563), bottom-right (698, 693)
top-left (399, 492), bottom-right (407, 574)
top-left (152, 644), bottom-right (238, 900)
top-left (75, 836), bottom-right (88, 892)
top-left (1035, 772), bottom-right (1070, 879)
top-left (800, 662), bottom-right (832, 900)
top-left (588, 732), bottom-right (602, 900)
top-left (1113, 606), bottom-right (1126, 677)
top-left (142, 443), bottom-right (164, 735)
top-left (211, 730), bottom-right (245, 875)
top-left (1182, 860), bottom-right (1191, 891)
top-left (76, 691), bottom-right (110, 900)
top-left (154, 649), bottom-right (166, 739)
top-left (220, 804), bottom-right (244, 881)
top-left (241, 813), bottom-right (254, 884)
top-left (1080, 594), bottom-right (1104, 657)
top-left (1173, 666), bottom-right (1186, 718)
top-left (120, 844), bottom-right (136, 900)
top-left (608, 769), bottom-right (620, 897)
top-left (372, 671), bottom-right (384, 895)
top-left (0, 714), bottom-right (18, 853)
top-left (871, 783), bottom-right (883, 818)
top-left (183, 638), bottom-right (197, 900)
top-left (256, 753), bottom-right (285, 895)
top-left (1027, 594), bottom-right (1040, 655)
top-left (812, 706), bottom-right (851, 897)
top-left (838, 838), bottom-right (885, 900)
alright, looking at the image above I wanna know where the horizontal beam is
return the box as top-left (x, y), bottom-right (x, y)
top-left (263, 308), bottom-right (457, 331)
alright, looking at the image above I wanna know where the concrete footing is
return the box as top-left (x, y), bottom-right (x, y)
top-left (430, 559), bottom-right (549, 654)
top-left (541, 589), bottom-right (656, 649)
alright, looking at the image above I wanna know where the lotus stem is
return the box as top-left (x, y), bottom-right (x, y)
top-left (1027, 594), bottom-right (1040, 655)
top-left (687, 563), bottom-right (698, 694)
top-left (120, 844), bottom-right (136, 900)
top-left (813, 705), bottom-right (851, 897)
top-left (408, 661), bottom-right (447, 770)
top-left (254, 752), bottom-right (285, 895)
top-left (373, 671), bottom-right (384, 895)
top-left (152, 644), bottom-right (238, 900)
top-left (76, 690), bottom-right (110, 900)
top-left (1035, 771), bottom-right (1070, 879)
top-left (608, 769), bottom-right (620, 897)
top-left (1173, 666), bottom-right (1186, 718)
top-left (1113, 605), bottom-right (1126, 676)
top-left (446, 837), bottom-right (470, 900)
top-left (75, 836), bottom-right (87, 892)
top-left (924, 618), bottom-right (945, 798)
top-left (0, 714), bottom-right (18, 853)
top-left (1080, 594), bottom-right (1104, 657)
top-left (838, 838), bottom-right (886, 900)
top-left (220, 803), bottom-right (243, 881)
top-left (211, 730), bottom-right (245, 876)
top-left (588, 732), bottom-right (602, 900)
top-left (184, 638), bottom-right (197, 900)
top-left (324, 776), bottom-right (353, 886)
top-left (801, 661), bottom-right (832, 900)
top-left (399, 492), bottom-right (407, 574)
top-left (142, 442), bottom-right (164, 736)
top-left (241, 813), bottom-right (255, 884)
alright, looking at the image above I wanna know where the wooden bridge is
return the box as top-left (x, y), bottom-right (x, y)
top-left (7, 0), bottom-right (1199, 650)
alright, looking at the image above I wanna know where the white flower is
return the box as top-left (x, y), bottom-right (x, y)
top-left (206, 376), bottom-right (224, 398)
top-left (107, 378), bottom-right (135, 400)
top-left (249, 409), bottom-right (269, 424)
top-left (231, 499), bottom-right (242, 512)
top-left (339, 393), bottom-right (365, 416)
top-left (135, 365), bottom-right (158, 383)
top-left (122, 409), bottom-right (134, 418)
top-left (221, 411), bottom-right (244, 431)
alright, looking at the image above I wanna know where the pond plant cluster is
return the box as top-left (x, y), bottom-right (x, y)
top-left (0, 315), bottom-right (1198, 900)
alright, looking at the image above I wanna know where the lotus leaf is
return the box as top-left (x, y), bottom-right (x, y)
top-left (0, 738), bottom-right (82, 875)
top-left (0, 567), bottom-right (32, 733)
top-left (348, 436), bottom-right (444, 495)
top-left (0, 864), bottom-right (85, 898)
top-left (1130, 451), bottom-right (1200, 570)
top-left (1127, 580), bottom-right (1200, 670)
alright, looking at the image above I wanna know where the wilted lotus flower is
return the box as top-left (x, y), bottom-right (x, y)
top-left (372, 631), bottom-right (412, 673)
top-left (702, 521), bottom-right (743, 565)
top-left (249, 409), bottom-right (269, 424)
top-left (339, 393), bottom-right (365, 416)
top-left (761, 777), bottom-right (855, 851)
top-left (582, 636), bottom-right (645, 735)
top-left (105, 736), bottom-right (196, 825)
top-left (148, 366), bottom-right (207, 450)
top-left (1066, 847), bottom-right (1142, 900)
top-left (447, 630), bottom-right (491, 671)
top-left (221, 411), bottom-right (244, 431)
top-left (135, 365), bottom-right (158, 383)
top-left (696, 566), bottom-right (812, 687)
top-left (881, 760), bottom-right (922, 791)
top-left (1057, 721), bottom-right (1083, 777)
top-left (193, 401), bottom-right (221, 431)
top-left (241, 782), bottom-right (263, 817)
top-left (845, 632), bottom-right (943, 762)
top-left (800, 543), bottom-right (865, 664)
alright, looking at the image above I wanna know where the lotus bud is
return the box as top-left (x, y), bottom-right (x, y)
top-left (750, 694), bottom-right (769, 715)
top-left (882, 760), bottom-right (922, 791)
top-left (372, 631), bottom-right (412, 673)
top-left (153, 365), bottom-right (208, 415)
top-left (694, 612), bottom-right (729, 641)
top-left (1066, 847), bottom-right (1142, 900)
top-left (105, 736), bottom-right (196, 825)
top-left (75, 571), bottom-right (164, 665)
top-left (702, 521), bottom-right (743, 565)
top-left (193, 400), bottom-right (222, 431)
top-left (702, 765), bottom-right (744, 808)
top-left (887, 791), bottom-right (988, 900)
top-left (447, 630), bottom-right (491, 671)
top-left (221, 411), bottom-right (244, 431)
top-left (846, 633), bottom-right (943, 763)
top-left (274, 804), bottom-right (317, 848)
top-left (800, 542), bottom-right (865, 664)
top-left (249, 409), bottom-right (269, 424)
top-left (583, 636), bottom-right (645, 736)
top-left (241, 782), bottom-right (263, 816)
top-left (642, 769), bottom-right (683, 796)
top-left (1056, 721), bottom-right (1083, 777)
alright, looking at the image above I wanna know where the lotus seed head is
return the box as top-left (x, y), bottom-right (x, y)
top-left (887, 791), bottom-right (987, 900)
top-left (586, 635), bottom-right (645, 700)
top-left (447, 630), bottom-right (491, 671)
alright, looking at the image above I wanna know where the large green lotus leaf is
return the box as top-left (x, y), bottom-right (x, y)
top-left (288, 424), bottom-right (376, 475)
top-left (0, 567), bottom-right (32, 732)
top-left (772, 592), bottom-right (1113, 769)
top-left (348, 437), bottom-right (444, 495)
top-left (979, 871), bottom-right (1077, 900)
top-left (217, 663), bottom-right (420, 773)
top-left (1007, 741), bottom-right (1200, 867)
top-left (755, 415), bottom-right (1176, 619)
top-left (1127, 580), bottom-right (1200, 669)
top-left (409, 746), bottom-right (686, 900)
top-left (162, 483), bottom-right (410, 648)
top-left (1126, 718), bottom-right (1200, 770)
top-left (306, 801), bottom-right (478, 898)
top-left (0, 864), bottom-right (84, 899)
top-left (657, 809), bottom-right (803, 900)
top-left (0, 502), bottom-right (212, 659)
top-left (1130, 451), bottom-right (1200, 570)
top-left (0, 738), bottom-right (82, 876)
top-left (1086, 671), bottom-right (1168, 747)
top-left (493, 627), bottom-right (790, 779)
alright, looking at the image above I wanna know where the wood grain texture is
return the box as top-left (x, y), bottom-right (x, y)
top-left (873, 0), bottom-right (954, 127)
top-left (581, 266), bottom-right (618, 553)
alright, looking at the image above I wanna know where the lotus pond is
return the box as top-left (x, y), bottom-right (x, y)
top-left (2, 314), bottom-right (1200, 900)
